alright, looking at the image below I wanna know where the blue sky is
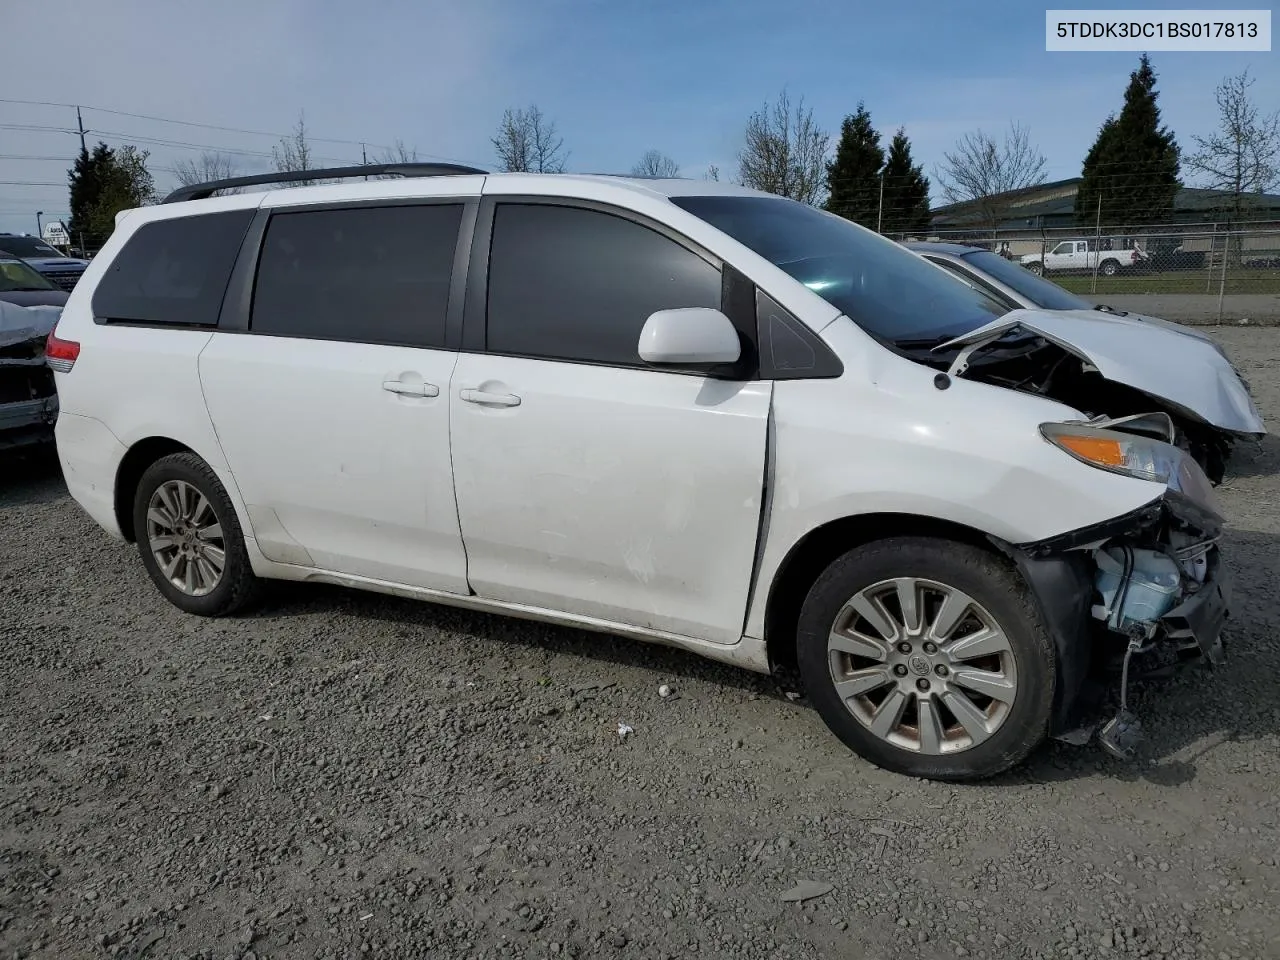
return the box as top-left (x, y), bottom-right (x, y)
top-left (1, 0), bottom-right (1275, 235)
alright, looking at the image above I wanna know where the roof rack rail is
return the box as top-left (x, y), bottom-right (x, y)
top-left (161, 162), bottom-right (489, 204)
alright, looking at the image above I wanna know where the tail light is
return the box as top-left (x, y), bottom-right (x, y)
top-left (45, 324), bottom-right (80, 373)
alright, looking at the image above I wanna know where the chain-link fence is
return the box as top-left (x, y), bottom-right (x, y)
top-left (889, 222), bottom-right (1280, 299)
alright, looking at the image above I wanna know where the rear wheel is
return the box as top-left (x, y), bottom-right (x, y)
top-left (1026, 261), bottom-right (1044, 276)
top-left (132, 452), bottom-right (261, 616)
top-left (1100, 258), bottom-right (1120, 277)
top-left (796, 537), bottom-right (1056, 781)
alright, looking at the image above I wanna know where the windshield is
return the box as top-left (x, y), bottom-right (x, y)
top-left (671, 195), bottom-right (1003, 342)
top-left (959, 250), bottom-right (1091, 311)
top-left (0, 236), bottom-right (63, 259)
top-left (0, 257), bottom-right (56, 291)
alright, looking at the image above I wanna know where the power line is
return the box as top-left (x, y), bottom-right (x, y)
top-left (0, 97), bottom-right (397, 150)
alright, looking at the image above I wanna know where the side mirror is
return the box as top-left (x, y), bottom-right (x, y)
top-left (637, 308), bottom-right (741, 366)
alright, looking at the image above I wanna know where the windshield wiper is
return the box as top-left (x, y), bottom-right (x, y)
top-left (1093, 303), bottom-right (1129, 316)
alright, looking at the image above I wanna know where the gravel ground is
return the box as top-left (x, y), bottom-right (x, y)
top-left (2, 326), bottom-right (1279, 960)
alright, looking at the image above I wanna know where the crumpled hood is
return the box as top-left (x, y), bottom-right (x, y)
top-left (0, 300), bottom-right (63, 349)
top-left (939, 308), bottom-right (1266, 435)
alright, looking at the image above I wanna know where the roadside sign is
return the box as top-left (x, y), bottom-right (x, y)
top-left (42, 222), bottom-right (70, 247)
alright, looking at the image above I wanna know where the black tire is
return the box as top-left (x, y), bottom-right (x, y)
top-left (1027, 261), bottom-right (1044, 275)
top-left (132, 451), bottom-right (262, 616)
top-left (796, 537), bottom-right (1056, 782)
top-left (1100, 258), bottom-right (1120, 277)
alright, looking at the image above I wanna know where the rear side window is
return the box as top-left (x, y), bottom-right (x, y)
top-left (92, 210), bottom-right (254, 326)
top-left (251, 204), bottom-right (463, 348)
top-left (486, 203), bottom-right (721, 365)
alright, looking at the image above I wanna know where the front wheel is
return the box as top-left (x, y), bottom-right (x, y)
top-left (132, 452), bottom-right (262, 616)
top-left (796, 538), bottom-right (1056, 781)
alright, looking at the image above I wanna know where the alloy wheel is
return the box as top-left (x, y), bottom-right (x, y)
top-left (827, 577), bottom-right (1019, 755)
top-left (145, 480), bottom-right (226, 597)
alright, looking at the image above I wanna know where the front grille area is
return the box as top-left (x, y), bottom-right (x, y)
top-left (41, 270), bottom-right (83, 291)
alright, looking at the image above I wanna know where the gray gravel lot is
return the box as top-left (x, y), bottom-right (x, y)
top-left (2, 326), bottom-right (1279, 960)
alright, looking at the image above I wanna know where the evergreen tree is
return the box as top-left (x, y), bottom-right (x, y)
top-left (824, 103), bottom-right (884, 228)
top-left (1075, 54), bottom-right (1181, 227)
top-left (67, 142), bottom-right (115, 247)
top-left (880, 129), bottom-right (931, 235)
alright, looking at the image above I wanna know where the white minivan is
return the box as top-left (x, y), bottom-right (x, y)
top-left (48, 164), bottom-right (1245, 781)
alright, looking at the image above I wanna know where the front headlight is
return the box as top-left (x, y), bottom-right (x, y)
top-left (1039, 422), bottom-right (1219, 513)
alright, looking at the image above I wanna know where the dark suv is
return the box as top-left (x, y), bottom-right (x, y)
top-left (0, 234), bottom-right (89, 291)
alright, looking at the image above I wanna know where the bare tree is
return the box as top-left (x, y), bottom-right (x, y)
top-left (935, 122), bottom-right (1048, 230)
top-left (1186, 68), bottom-right (1280, 216)
top-left (631, 150), bottom-right (680, 178)
top-left (172, 152), bottom-right (241, 192)
top-left (375, 139), bottom-right (419, 164)
top-left (737, 90), bottom-right (830, 205)
top-left (273, 112), bottom-right (315, 185)
top-left (704, 164), bottom-right (721, 182)
top-left (492, 105), bottom-right (567, 173)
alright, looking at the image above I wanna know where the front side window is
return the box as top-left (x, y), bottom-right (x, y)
top-left (92, 210), bottom-right (254, 325)
top-left (673, 195), bottom-right (1002, 343)
top-left (252, 203), bottom-right (463, 348)
top-left (485, 203), bottom-right (722, 366)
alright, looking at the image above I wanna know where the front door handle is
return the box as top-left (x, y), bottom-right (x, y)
top-left (460, 388), bottom-right (521, 408)
top-left (382, 380), bottom-right (440, 398)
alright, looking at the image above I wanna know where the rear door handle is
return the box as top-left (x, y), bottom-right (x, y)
top-left (382, 380), bottom-right (440, 397)
top-left (460, 388), bottom-right (521, 408)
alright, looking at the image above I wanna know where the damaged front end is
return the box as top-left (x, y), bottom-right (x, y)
top-left (1005, 414), bottom-right (1229, 761)
top-left (0, 302), bottom-right (62, 451)
top-left (931, 312), bottom-right (1266, 485)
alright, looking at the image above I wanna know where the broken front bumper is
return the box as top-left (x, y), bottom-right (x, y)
top-left (1159, 548), bottom-right (1230, 667)
top-left (1003, 491), bottom-right (1229, 739)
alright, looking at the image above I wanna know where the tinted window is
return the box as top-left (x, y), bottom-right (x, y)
top-left (252, 204), bottom-right (463, 348)
top-left (672, 195), bottom-right (1001, 343)
top-left (957, 250), bottom-right (1090, 311)
top-left (0, 236), bottom-right (63, 259)
top-left (92, 210), bottom-right (253, 325)
top-left (486, 203), bottom-right (721, 365)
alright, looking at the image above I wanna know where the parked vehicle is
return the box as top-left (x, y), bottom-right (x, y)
top-left (0, 233), bottom-right (89, 291)
top-left (905, 241), bottom-right (1263, 483)
top-left (50, 164), bottom-right (1245, 781)
top-left (0, 250), bottom-right (71, 308)
top-left (1144, 238), bottom-right (1206, 272)
top-left (1020, 239), bottom-right (1147, 277)
top-left (1, 300), bottom-right (61, 450)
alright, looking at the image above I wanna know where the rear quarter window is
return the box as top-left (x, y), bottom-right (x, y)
top-left (91, 210), bottom-right (254, 326)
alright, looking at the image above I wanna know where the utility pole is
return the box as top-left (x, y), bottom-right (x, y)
top-left (876, 171), bottom-right (885, 234)
top-left (362, 143), bottom-right (368, 180)
top-left (36, 211), bottom-right (44, 238)
top-left (76, 106), bottom-right (87, 153)
top-left (1090, 192), bottom-right (1103, 295)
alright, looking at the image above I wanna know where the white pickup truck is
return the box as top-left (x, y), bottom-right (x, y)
top-left (1020, 240), bottom-right (1147, 277)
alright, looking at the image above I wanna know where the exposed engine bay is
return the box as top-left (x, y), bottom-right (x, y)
top-left (958, 333), bottom-right (1236, 481)
top-left (1011, 412), bottom-right (1229, 760)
